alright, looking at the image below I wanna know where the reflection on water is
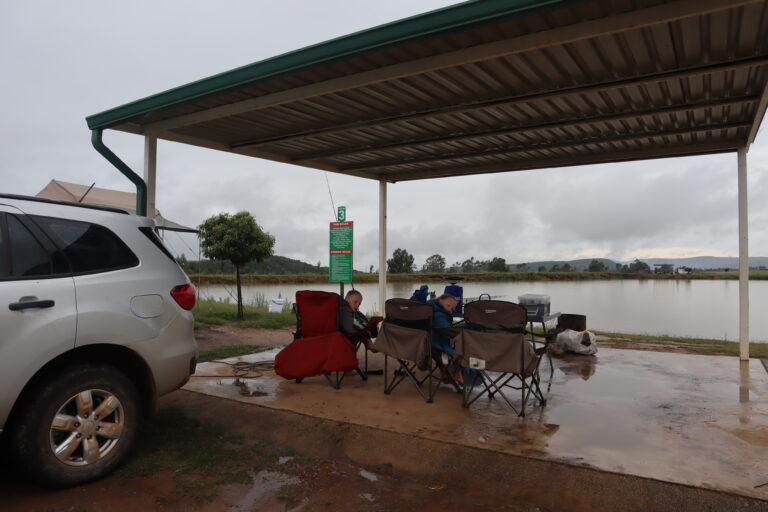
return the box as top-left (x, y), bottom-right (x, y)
top-left (557, 355), bottom-right (598, 381)
top-left (197, 279), bottom-right (768, 342)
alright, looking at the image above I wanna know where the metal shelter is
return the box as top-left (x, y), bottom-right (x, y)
top-left (86, 0), bottom-right (768, 359)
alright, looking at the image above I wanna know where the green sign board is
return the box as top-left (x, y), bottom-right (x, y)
top-left (337, 206), bottom-right (346, 221)
top-left (329, 221), bottom-right (353, 283)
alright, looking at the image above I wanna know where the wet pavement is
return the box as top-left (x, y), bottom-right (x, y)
top-left (184, 347), bottom-right (768, 501)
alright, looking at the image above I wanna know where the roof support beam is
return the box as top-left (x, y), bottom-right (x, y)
top-left (333, 101), bottom-right (758, 170)
top-left (381, 140), bottom-right (740, 182)
top-left (141, 0), bottom-right (760, 135)
top-left (747, 80), bottom-right (768, 145)
top-left (292, 96), bottom-right (760, 163)
top-left (240, 56), bottom-right (767, 152)
top-left (344, 122), bottom-right (751, 173)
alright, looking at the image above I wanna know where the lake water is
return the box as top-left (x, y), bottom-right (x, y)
top-left (197, 279), bottom-right (768, 343)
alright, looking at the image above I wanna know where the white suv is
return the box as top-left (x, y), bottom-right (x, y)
top-left (0, 194), bottom-right (197, 487)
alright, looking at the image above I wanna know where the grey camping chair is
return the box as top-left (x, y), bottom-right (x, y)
top-left (454, 300), bottom-right (548, 417)
top-left (375, 298), bottom-right (439, 403)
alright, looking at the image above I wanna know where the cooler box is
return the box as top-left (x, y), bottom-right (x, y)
top-left (518, 294), bottom-right (551, 318)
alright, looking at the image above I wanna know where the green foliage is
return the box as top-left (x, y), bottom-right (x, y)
top-left (387, 248), bottom-right (415, 273)
top-left (488, 257), bottom-right (507, 272)
top-left (194, 298), bottom-right (295, 330)
top-left (422, 253), bottom-right (446, 272)
top-left (629, 258), bottom-right (651, 273)
top-left (588, 259), bottom-right (608, 272)
top-left (199, 211), bottom-right (275, 320)
top-left (198, 211), bottom-right (275, 267)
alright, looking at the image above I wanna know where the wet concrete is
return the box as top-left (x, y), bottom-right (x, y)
top-left (184, 347), bottom-right (768, 504)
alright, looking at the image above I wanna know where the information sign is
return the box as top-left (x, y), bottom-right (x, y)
top-left (329, 221), bottom-right (353, 283)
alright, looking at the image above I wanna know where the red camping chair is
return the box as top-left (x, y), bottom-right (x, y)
top-left (274, 290), bottom-right (380, 389)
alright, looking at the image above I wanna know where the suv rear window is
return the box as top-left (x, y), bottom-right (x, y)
top-left (6, 214), bottom-right (53, 277)
top-left (33, 216), bottom-right (138, 274)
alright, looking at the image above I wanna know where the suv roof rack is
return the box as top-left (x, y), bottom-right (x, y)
top-left (0, 193), bottom-right (130, 215)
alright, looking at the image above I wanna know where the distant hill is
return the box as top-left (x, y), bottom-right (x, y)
top-left (190, 255), bottom-right (328, 274)
top-left (511, 258), bottom-right (617, 271)
top-left (638, 256), bottom-right (768, 270)
top-left (511, 256), bottom-right (768, 271)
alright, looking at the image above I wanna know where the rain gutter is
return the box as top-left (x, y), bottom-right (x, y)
top-left (90, 129), bottom-right (147, 216)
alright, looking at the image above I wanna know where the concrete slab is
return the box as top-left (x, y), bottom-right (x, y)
top-left (184, 347), bottom-right (768, 505)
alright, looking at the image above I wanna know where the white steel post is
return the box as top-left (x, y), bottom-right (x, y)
top-left (737, 147), bottom-right (749, 360)
top-left (144, 136), bottom-right (157, 218)
top-left (378, 180), bottom-right (387, 316)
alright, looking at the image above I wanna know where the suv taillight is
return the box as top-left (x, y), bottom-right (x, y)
top-left (171, 284), bottom-right (196, 310)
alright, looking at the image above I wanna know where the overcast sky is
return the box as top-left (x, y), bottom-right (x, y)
top-left (2, 0), bottom-right (767, 271)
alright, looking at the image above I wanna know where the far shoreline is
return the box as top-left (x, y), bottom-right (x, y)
top-left (189, 269), bottom-right (768, 286)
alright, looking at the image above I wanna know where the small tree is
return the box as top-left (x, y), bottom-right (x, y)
top-left (588, 259), bottom-right (608, 272)
top-left (538, 265), bottom-right (547, 272)
top-left (488, 257), bottom-right (507, 272)
top-left (387, 248), bottom-right (415, 274)
top-left (199, 211), bottom-right (275, 320)
top-left (561, 263), bottom-right (572, 272)
top-left (423, 254), bottom-right (446, 272)
top-left (629, 258), bottom-right (651, 273)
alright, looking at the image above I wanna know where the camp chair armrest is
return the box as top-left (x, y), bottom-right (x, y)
top-left (345, 316), bottom-right (383, 339)
top-left (534, 346), bottom-right (548, 356)
top-left (434, 326), bottom-right (462, 338)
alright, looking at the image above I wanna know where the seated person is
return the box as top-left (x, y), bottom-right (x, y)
top-left (340, 290), bottom-right (378, 350)
top-left (428, 293), bottom-right (462, 384)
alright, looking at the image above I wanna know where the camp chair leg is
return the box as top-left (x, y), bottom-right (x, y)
top-left (323, 371), bottom-right (345, 390)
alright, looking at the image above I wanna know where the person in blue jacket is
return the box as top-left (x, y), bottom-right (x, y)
top-left (428, 294), bottom-right (462, 384)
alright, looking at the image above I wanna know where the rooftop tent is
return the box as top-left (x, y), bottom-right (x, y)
top-left (36, 180), bottom-right (197, 233)
top-left (86, 0), bottom-right (768, 359)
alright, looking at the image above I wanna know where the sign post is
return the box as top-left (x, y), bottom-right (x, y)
top-left (329, 220), bottom-right (353, 284)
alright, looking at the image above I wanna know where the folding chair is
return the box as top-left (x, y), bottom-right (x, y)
top-left (375, 298), bottom-right (439, 403)
top-left (455, 300), bottom-right (547, 417)
top-left (274, 290), bottom-right (378, 389)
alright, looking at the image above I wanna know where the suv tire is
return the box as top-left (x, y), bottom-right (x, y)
top-left (10, 364), bottom-right (141, 487)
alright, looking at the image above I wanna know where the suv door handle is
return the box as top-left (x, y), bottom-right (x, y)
top-left (8, 300), bottom-right (55, 311)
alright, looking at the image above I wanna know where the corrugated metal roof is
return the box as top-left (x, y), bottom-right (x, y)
top-left (86, 0), bottom-right (768, 182)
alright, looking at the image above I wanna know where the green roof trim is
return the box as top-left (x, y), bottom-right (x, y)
top-left (86, 0), bottom-right (570, 130)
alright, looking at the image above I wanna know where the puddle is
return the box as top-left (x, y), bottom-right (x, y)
top-left (229, 470), bottom-right (300, 511)
top-left (235, 378), bottom-right (269, 397)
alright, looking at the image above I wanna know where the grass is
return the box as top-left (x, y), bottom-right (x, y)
top-left (593, 330), bottom-right (768, 357)
top-left (116, 407), bottom-right (251, 502)
top-left (117, 407), bottom-right (303, 504)
top-left (194, 297), bottom-right (295, 330)
top-left (198, 345), bottom-right (273, 362)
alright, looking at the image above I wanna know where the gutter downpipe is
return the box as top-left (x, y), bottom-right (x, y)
top-left (91, 129), bottom-right (148, 216)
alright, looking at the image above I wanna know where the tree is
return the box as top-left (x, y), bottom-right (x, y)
top-left (422, 254), bottom-right (446, 272)
top-left (176, 254), bottom-right (197, 274)
top-left (488, 257), bottom-right (507, 272)
top-left (550, 264), bottom-right (560, 272)
top-left (588, 259), bottom-right (608, 272)
top-left (628, 258), bottom-right (651, 273)
top-left (515, 263), bottom-right (529, 272)
top-left (538, 265), bottom-right (547, 272)
top-left (561, 263), bottom-right (572, 272)
top-left (461, 257), bottom-right (476, 273)
top-left (199, 211), bottom-right (275, 320)
top-left (387, 248), bottom-right (415, 273)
